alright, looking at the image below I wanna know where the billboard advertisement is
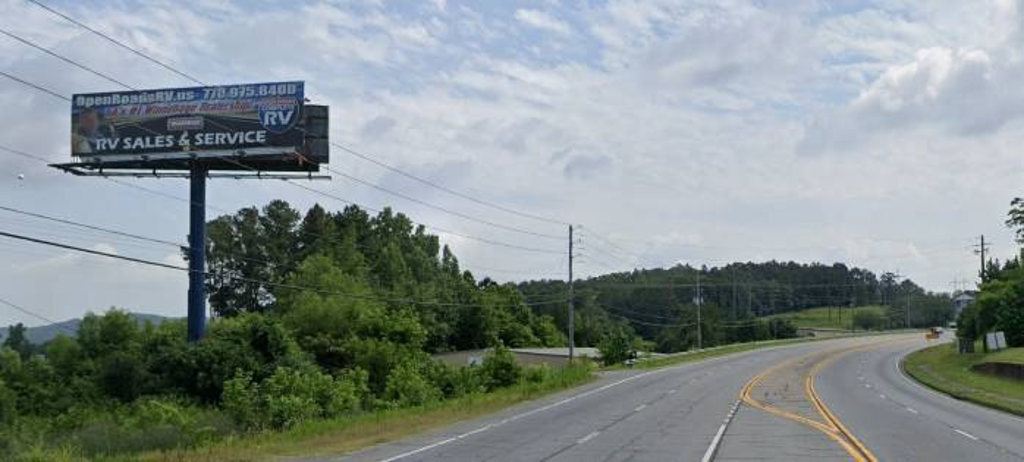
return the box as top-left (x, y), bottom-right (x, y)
top-left (71, 81), bottom-right (318, 169)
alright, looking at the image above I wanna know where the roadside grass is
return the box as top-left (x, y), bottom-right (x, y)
top-left (903, 344), bottom-right (1024, 416)
top-left (768, 305), bottom-right (886, 330)
top-left (122, 364), bottom-right (594, 462)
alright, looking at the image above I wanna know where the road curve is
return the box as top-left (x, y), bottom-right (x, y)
top-left (313, 335), bottom-right (1022, 462)
top-left (815, 336), bottom-right (1024, 461)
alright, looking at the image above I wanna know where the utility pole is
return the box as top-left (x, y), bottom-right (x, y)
top-left (731, 267), bottom-right (738, 319)
top-left (568, 225), bottom-right (574, 363)
top-left (906, 290), bottom-right (912, 328)
top-left (974, 235), bottom-right (989, 283)
top-left (695, 270), bottom-right (703, 350)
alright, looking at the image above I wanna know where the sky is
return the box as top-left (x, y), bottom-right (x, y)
top-left (0, 0), bottom-right (1022, 325)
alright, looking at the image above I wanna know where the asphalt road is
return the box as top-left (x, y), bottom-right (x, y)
top-left (325, 335), bottom-right (1023, 462)
top-left (816, 336), bottom-right (1024, 461)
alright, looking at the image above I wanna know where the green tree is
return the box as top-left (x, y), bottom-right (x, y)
top-left (2, 323), bottom-right (31, 359)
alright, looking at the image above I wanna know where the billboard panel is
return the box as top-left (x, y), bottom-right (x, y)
top-left (70, 81), bottom-right (324, 171)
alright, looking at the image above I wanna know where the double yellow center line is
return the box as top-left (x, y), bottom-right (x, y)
top-left (739, 345), bottom-right (880, 462)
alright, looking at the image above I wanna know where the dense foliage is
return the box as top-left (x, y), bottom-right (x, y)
top-left (957, 198), bottom-right (1024, 348)
top-left (0, 202), bottom-right (570, 459)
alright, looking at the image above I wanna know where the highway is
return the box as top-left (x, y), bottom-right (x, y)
top-left (326, 334), bottom-right (1023, 462)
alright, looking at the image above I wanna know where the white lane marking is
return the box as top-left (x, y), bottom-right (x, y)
top-left (634, 404), bottom-right (647, 412)
top-left (383, 341), bottom-right (823, 462)
top-left (701, 424), bottom-right (728, 462)
top-left (667, 389), bottom-right (678, 394)
top-left (879, 394), bottom-right (887, 400)
top-left (577, 431), bottom-right (600, 444)
top-left (701, 399), bottom-right (742, 462)
top-left (955, 429), bottom-right (979, 441)
top-left (906, 407), bottom-right (919, 415)
top-left (380, 370), bottom-right (661, 461)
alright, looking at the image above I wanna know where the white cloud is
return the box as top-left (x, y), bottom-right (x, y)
top-left (515, 9), bottom-right (572, 35)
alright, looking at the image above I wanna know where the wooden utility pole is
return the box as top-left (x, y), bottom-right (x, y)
top-left (568, 225), bottom-right (574, 363)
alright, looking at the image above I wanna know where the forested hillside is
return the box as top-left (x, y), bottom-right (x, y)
top-left (520, 261), bottom-right (953, 352)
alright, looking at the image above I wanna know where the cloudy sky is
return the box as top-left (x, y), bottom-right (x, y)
top-left (0, 0), bottom-right (1022, 325)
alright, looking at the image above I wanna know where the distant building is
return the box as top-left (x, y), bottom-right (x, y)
top-left (952, 290), bottom-right (977, 316)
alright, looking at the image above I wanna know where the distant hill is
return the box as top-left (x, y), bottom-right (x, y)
top-left (0, 313), bottom-right (173, 345)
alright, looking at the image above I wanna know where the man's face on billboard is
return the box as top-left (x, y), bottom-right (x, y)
top-left (79, 110), bottom-right (98, 133)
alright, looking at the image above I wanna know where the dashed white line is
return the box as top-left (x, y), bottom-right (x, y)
top-left (577, 431), bottom-right (600, 444)
top-left (667, 389), bottom-right (678, 394)
top-left (906, 407), bottom-right (919, 415)
top-left (955, 429), bottom-right (979, 441)
top-left (701, 399), bottom-right (742, 462)
top-left (634, 404), bottom-right (647, 412)
top-left (379, 370), bottom-right (661, 461)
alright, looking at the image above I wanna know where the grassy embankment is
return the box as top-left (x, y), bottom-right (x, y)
top-left (769, 305), bottom-right (886, 330)
top-left (903, 343), bottom-right (1024, 416)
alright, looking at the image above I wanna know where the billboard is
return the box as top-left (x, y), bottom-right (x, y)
top-left (70, 81), bottom-right (327, 171)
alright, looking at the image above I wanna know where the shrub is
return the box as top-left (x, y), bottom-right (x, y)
top-left (383, 361), bottom-right (441, 407)
top-left (479, 344), bottom-right (521, 390)
top-left (522, 364), bottom-right (551, 384)
top-left (598, 329), bottom-right (633, 366)
top-left (853, 310), bottom-right (885, 331)
top-left (222, 366), bottom-right (366, 430)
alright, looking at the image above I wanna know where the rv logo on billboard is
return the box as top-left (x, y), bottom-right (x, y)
top-left (256, 97), bottom-right (300, 134)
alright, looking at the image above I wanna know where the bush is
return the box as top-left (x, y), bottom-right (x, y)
top-left (853, 310), bottom-right (886, 331)
top-left (383, 361), bottom-right (441, 407)
top-left (37, 397), bottom-right (234, 457)
top-left (479, 344), bottom-right (521, 391)
top-left (522, 364), bottom-right (552, 384)
top-left (222, 366), bottom-right (366, 430)
top-left (598, 329), bottom-right (633, 366)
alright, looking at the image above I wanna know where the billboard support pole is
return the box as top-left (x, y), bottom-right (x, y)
top-left (187, 162), bottom-right (207, 342)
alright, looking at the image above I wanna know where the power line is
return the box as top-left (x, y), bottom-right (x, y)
top-left (0, 296), bottom-right (74, 332)
top-left (0, 69), bottom-right (68, 100)
top-left (0, 204), bottom-right (181, 248)
top-left (0, 26), bottom-right (137, 90)
top-left (0, 82), bottom-right (564, 256)
top-left (333, 141), bottom-right (570, 226)
top-left (25, 0), bottom-right (205, 85)
top-left (26, 0), bottom-right (571, 238)
top-left (0, 26), bottom-right (566, 253)
top-left (0, 230), bottom-right (569, 309)
top-left (328, 164), bottom-right (563, 240)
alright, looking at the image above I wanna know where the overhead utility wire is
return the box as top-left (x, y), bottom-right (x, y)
top-left (0, 296), bottom-right (75, 332)
top-left (0, 73), bottom-right (564, 256)
top-left (0, 230), bottom-right (570, 309)
top-left (332, 141), bottom-right (570, 227)
top-left (28, 0), bottom-right (572, 233)
top-left (0, 24), bottom-right (564, 244)
top-left (327, 165), bottom-right (563, 240)
top-left (25, 0), bottom-right (205, 85)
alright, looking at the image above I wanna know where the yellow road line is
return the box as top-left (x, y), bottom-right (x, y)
top-left (738, 340), bottom-right (912, 462)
